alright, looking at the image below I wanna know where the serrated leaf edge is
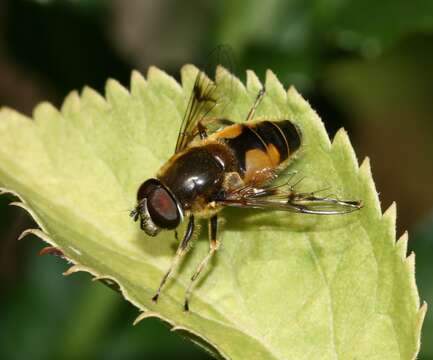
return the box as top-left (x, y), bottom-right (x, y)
top-left (329, 124), bottom-right (425, 360)
top-left (0, 67), bottom-right (426, 360)
top-left (0, 187), bottom-right (227, 360)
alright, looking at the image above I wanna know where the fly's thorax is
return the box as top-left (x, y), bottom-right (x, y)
top-left (157, 141), bottom-right (237, 211)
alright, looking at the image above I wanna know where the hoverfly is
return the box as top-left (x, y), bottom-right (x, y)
top-left (130, 64), bottom-right (362, 311)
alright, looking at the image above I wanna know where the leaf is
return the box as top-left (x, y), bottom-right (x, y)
top-left (0, 66), bottom-right (425, 359)
top-left (408, 212), bottom-right (433, 359)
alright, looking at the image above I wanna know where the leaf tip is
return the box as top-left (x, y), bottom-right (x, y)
top-left (215, 65), bottom-right (232, 77)
top-left (147, 66), bottom-right (168, 81)
top-left (133, 311), bottom-right (167, 326)
top-left (63, 264), bottom-right (83, 276)
top-left (411, 302), bottom-right (428, 360)
top-left (147, 66), bottom-right (183, 94)
top-left (61, 90), bottom-right (81, 115)
top-left (147, 65), bottom-right (160, 77)
top-left (171, 324), bottom-right (189, 332)
top-left (383, 201), bottom-right (397, 221)
top-left (0, 106), bottom-right (11, 117)
top-left (0, 107), bottom-right (31, 124)
top-left (359, 156), bottom-right (382, 216)
top-left (0, 187), bottom-right (17, 197)
top-left (34, 101), bottom-right (61, 124)
top-left (265, 68), bottom-right (277, 82)
top-left (287, 84), bottom-right (301, 98)
top-left (180, 64), bottom-right (200, 89)
top-left (131, 69), bottom-right (145, 82)
top-left (332, 127), bottom-right (359, 172)
top-left (18, 228), bottom-right (38, 241)
top-left (181, 63), bottom-right (199, 73)
top-left (332, 127), bottom-right (349, 146)
top-left (418, 301), bottom-right (428, 323)
top-left (105, 78), bottom-right (130, 103)
top-left (265, 69), bottom-right (286, 99)
top-left (246, 69), bottom-right (262, 91)
top-left (359, 156), bottom-right (371, 173)
top-left (396, 231), bottom-right (408, 259)
top-left (81, 85), bottom-right (107, 108)
top-left (405, 251), bottom-right (416, 274)
top-left (91, 275), bottom-right (118, 285)
top-left (9, 201), bottom-right (30, 212)
top-left (131, 70), bottom-right (147, 93)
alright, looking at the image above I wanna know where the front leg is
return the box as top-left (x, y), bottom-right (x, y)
top-left (152, 215), bottom-right (195, 303)
top-left (184, 214), bottom-right (220, 311)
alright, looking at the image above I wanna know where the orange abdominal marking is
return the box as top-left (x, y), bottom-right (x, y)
top-left (244, 148), bottom-right (273, 183)
top-left (266, 143), bottom-right (280, 166)
top-left (215, 124), bottom-right (243, 139)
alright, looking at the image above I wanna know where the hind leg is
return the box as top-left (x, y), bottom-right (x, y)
top-left (184, 215), bottom-right (219, 311)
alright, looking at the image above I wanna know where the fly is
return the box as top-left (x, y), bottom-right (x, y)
top-left (130, 64), bottom-right (362, 311)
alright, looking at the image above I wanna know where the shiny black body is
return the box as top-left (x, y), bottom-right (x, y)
top-left (159, 143), bottom-right (236, 210)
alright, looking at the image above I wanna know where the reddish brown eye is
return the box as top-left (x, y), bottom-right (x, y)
top-left (137, 179), bottom-right (158, 201)
top-left (148, 187), bottom-right (179, 223)
top-left (136, 178), bottom-right (182, 229)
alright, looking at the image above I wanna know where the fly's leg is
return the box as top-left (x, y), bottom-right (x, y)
top-left (246, 86), bottom-right (266, 121)
top-left (184, 215), bottom-right (219, 312)
top-left (152, 215), bottom-right (195, 303)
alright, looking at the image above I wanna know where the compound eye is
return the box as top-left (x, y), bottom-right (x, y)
top-left (147, 187), bottom-right (180, 229)
top-left (137, 179), bottom-right (159, 201)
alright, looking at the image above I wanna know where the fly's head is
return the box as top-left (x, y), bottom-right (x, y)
top-left (130, 178), bottom-right (183, 236)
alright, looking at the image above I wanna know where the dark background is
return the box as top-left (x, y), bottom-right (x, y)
top-left (0, 0), bottom-right (433, 359)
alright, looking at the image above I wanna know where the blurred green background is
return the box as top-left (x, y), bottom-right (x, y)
top-left (0, 0), bottom-right (432, 359)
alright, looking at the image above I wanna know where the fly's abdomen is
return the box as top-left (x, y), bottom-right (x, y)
top-left (253, 120), bottom-right (301, 163)
top-left (214, 120), bottom-right (301, 183)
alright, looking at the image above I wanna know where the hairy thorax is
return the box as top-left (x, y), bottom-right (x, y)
top-left (157, 141), bottom-right (237, 214)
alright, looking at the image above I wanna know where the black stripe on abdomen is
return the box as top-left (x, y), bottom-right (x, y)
top-left (253, 120), bottom-right (301, 161)
top-left (225, 125), bottom-right (267, 174)
top-left (276, 120), bottom-right (301, 154)
top-left (254, 121), bottom-right (289, 161)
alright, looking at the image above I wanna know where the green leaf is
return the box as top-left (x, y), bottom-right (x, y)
top-left (0, 66), bottom-right (425, 359)
top-left (409, 213), bottom-right (433, 359)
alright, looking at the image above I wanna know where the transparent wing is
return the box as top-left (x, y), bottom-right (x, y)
top-left (175, 46), bottom-right (236, 153)
top-left (219, 183), bottom-right (362, 215)
top-left (175, 71), bottom-right (218, 153)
